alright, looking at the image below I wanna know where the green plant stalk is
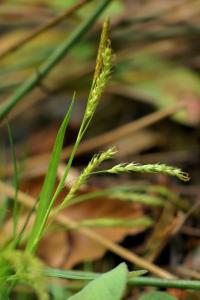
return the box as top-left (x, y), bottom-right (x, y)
top-left (28, 132), bottom-right (83, 253)
top-left (54, 148), bottom-right (116, 215)
top-left (26, 74), bottom-right (99, 249)
top-left (6, 121), bottom-right (19, 239)
top-left (60, 183), bottom-right (172, 210)
top-left (27, 111), bottom-right (91, 253)
top-left (45, 268), bottom-right (200, 290)
top-left (31, 114), bottom-right (99, 249)
top-left (50, 19), bottom-right (112, 216)
top-left (67, 185), bottom-right (150, 206)
top-left (25, 18), bottom-right (111, 253)
top-left (49, 115), bottom-right (89, 207)
top-left (0, 0), bottom-right (111, 121)
top-left (128, 277), bottom-right (200, 290)
top-left (13, 200), bottom-right (37, 248)
top-left (77, 216), bottom-right (153, 228)
top-left (26, 98), bottom-right (75, 253)
top-left (0, 198), bottom-right (9, 226)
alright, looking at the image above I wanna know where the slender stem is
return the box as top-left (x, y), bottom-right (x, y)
top-left (6, 121), bottom-right (19, 239)
top-left (38, 135), bottom-right (82, 237)
top-left (0, 0), bottom-right (91, 60)
top-left (0, 0), bottom-right (111, 121)
top-left (43, 105), bottom-right (91, 224)
top-left (45, 268), bottom-right (200, 290)
top-left (128, 277), bottom-right (200, 290)
top-left (66, 185), bottom-right (148, 207)
top-left (39, 115), bottom-right (96, 237)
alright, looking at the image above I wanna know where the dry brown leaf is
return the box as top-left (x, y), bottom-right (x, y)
top-left (20, 176), bottom-right (149, 268)
top-left (38, 231), bottom-right (70, 268)
top-left (38, 197), bottom-right (147, 268)
top-left (0, 190), bottom-right (150, 269)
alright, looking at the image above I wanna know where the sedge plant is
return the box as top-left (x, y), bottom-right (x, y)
top-left (0, 19), bottom-right (196, 300)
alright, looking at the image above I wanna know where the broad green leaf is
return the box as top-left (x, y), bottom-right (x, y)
top-left (139, 291), bottom-right (178, 300)
top-left (48, 284), bottom-right (72, 300)
top-left (67, 263), bottom-right (128, 300)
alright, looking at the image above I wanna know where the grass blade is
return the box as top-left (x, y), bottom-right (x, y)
top-left (46, 18), bottom-right (112, 220)
top-left (45, 269), bottom-right (100, 280)
top-left (45, 268), bottom-right (147, 281)
top-left (26, 97), bottom-right (75, 253)
top-left (6, 121), bottom-right (19, 240)
top-left (78, 217), bottom-right (153, 228)
top-left (13, 200), bottom-right (37, 248)
top-left (69, 187), bottom-right (165, 207)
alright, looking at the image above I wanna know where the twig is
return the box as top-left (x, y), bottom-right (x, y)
top-left (0, 180), bottom-right (175, 279)
top-left (181, 225), bottom-right (200, 237)
top-left (0, 0), bottom-right (111, 121)
top-left (175, 266), bottom-right (200, 280)
top-left (0, 0), bottom-right (91, 60)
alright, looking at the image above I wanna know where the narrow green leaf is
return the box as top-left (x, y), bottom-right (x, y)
top-left (6, 121), bottom-right (19, 239)
top-left (45, 268), bottom-right (200, 290)
top-left (139, 291), bottom-right (178, 300)
top-left (78, 216), bottom-right (153, 228)
top-left (68, 185), bottom-right (155, 206)
top-left (128, 270), bottom-right (148, 278)
top-left (112, 192), bottom-right (164, 207)
top-left (45, 269), bottom-right (100, 281)
top-left (0, 198), bottom-right (9, 226)
top-left (14, 200), bottom-right (37, 248)
top-left (26, 97), bottom-right (75, 253)
top-left (48, 19), bottom-right (112, 221)
top-left (45, 267), bottom-right (146, 281)
top-left (67, 263), bottom-right (128, 300)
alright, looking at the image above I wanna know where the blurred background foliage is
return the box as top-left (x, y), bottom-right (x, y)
top-left (1, 0), bottom-right (200, 131)
top-left (0, 2), bottom-right (200, 298)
